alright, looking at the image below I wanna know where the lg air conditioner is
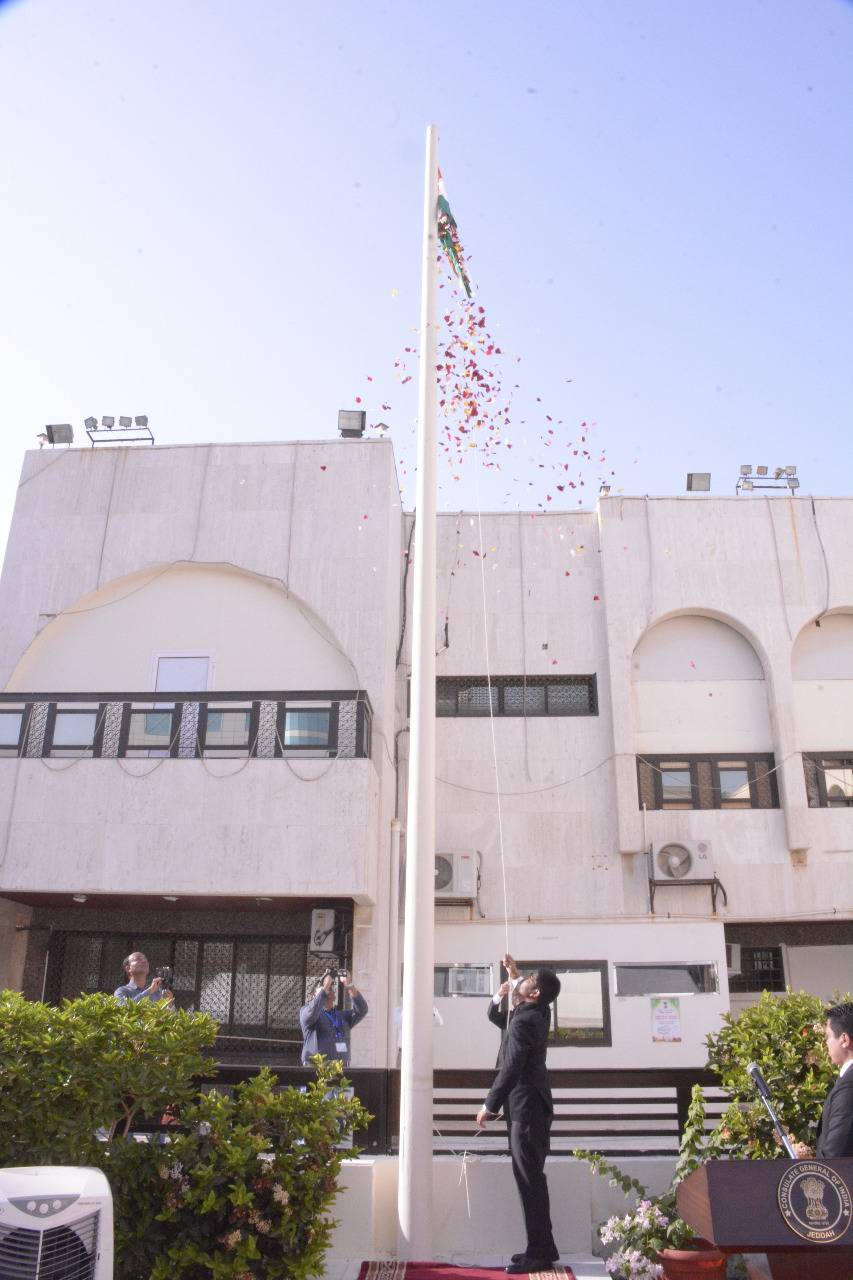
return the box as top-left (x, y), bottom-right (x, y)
top-left (653, 839), bottom-right (713, 883)
top-left (0, 1166), bottom-right (113, 1280)
top-left (434, 850), bottom-right (479, 901)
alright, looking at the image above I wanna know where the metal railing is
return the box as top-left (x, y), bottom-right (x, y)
top-left (199, 1066), bottom-right (726, 1158)
top-left (0, 690), bottom-right (373, 761)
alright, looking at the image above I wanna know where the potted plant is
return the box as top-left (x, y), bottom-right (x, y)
top-left (574, 1086), bottom-right (725, 1279)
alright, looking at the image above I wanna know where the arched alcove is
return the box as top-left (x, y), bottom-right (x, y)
top-left (6, 563), bottom-right (356, 692)
top-left (792, 612), bottom-right (853, 751)
top-left (632, 614), bottom-right (772, 754)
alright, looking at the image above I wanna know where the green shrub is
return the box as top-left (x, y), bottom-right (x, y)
top-left (0, 992), bottom-right (370, 1279)
top-left (704, 987), bottom-right (848, 1159)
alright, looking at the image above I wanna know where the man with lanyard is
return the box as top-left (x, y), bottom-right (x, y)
top-left (114, 951), bottom-right (172, 1005)
top-left (300, 969), bottom-right (367, 1066)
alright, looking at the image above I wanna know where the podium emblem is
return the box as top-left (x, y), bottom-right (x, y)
top-left (777, 1162), bottom-right (853, 1242)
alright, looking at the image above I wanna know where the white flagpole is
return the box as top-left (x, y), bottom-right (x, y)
top-left (398, 123), bottom-right (439, 1259)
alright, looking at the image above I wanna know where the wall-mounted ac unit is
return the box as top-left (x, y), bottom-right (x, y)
top-left (434, 850), bottom-right (479, 900)
top-left (726, 943), bottom-right (742, 976)
top-left (0, 1166), bottom-right (113, 1280)
top-left (653, 839), bottom-right (713, 882)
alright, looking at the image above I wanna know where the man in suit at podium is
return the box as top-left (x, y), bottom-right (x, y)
top-left (793, 1001), bottom-right (853, 1159)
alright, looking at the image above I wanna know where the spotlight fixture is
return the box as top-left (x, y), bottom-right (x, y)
top-left (599, 483), bottom-right (611, 497)
top-left (85, 414), bottom-right (154, 446)
top-left (686, 472), bottom-right (711, 492)
top-left (739, 465), bottom-right (751, 476)
top-left (740, 479), bottom-right (754, 491)
top-left (84, 416), bottom-right (98, 431)
top-left (735, 463), bottom-right (801, 495)
top-left (45, 424), bottom-right (74, 446)
top-left (101, 416), bottom-right (115, 429)
top-left (756, 465), bottom-right (768, 476)
top-left (338, 409), bottom-right (366, 438)
top-left (785, 466), bottom-right (797, 477)
top-left (118, 416), bottom-right (132, 428)
top-left (134, 414), bottom-right (148, 427)
top-left (788, 477), bottom-right (800, 490)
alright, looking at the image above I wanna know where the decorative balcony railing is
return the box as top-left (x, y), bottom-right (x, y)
top-left (0, 690), bottom-right (372, 761)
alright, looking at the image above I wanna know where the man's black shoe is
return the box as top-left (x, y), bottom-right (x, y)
top-left (510, 1252), bottom-right (559, 1265)
top-left (505, 1258), bottom-right (555, 1274)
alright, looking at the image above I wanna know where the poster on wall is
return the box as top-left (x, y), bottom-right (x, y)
top-left (650, 996), bottom-right (682, 1042)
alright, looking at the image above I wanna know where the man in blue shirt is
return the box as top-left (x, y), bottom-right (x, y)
top-left (300, 970), bottom-right (367, 1066)
top-left (114, 952), bottom-right (171, 1005)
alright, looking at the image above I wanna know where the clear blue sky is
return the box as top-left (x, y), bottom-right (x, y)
top-left (1, 0), bottom-right (851, 548)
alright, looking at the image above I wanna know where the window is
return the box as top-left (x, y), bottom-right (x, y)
top-left (434, 964), bottom-right (493, 997)
top-left (614, 963), bottom-right (719, 996)
top-left (0, 709), bottom-right (26, 757)
top-left (803, 754), bottom-right (853, 808)
top-left (282, 708), bottom-right (331, 750)
top-left (515, 960), bottom-right (610, 1046)
top-left (202, 706), bottom-right (252, 756)
top-left (126, 706), bottom-right (177, 755)
top-left (728, 945), bottom-right (785, 993)
top-left (435, 676), bottom-right (597, 717)
top-left (637, 754), bottom-right (779, 810)
top-left (48, 709), bottom-right (100, 757)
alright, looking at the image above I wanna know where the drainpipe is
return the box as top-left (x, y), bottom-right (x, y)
top-left (387, 818), bottom-right (403, 1068)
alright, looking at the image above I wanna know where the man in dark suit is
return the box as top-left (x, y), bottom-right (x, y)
top-left (476, 967), bottom-right (562, 1274)
top-left (816, 1001), bottom-right (853, 1158)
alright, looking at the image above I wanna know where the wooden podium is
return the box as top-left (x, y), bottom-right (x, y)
top-left (677, 1159), bottom-right (853, 1279)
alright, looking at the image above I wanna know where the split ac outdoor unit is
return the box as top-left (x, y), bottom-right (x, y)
top-left (0, 1166), bottom-right (113, 1280)
top-left (653, 839), bottom-right (713, 883)
top-left (726, 943), bottom-right (742, 977)
top-left (434, 850), bottom-right (479, 901)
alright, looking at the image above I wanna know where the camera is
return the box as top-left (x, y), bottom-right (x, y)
top-left (322, 966), bottom-right (341, 982)
top-left (156, 965), bottom-right (174, 990)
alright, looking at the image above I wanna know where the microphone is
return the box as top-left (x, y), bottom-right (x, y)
top-left (746, 1061), bottom-right (772, 1101)
top-left (746, 1062), bottom-right (797, 1158)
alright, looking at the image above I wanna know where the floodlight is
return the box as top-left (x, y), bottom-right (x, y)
top-left (740, 479), bottom-right (754, 491)
top-left (134, 415), bottom-right (148, 427)
top-left (338, 409), bottom-right (366, 438)
top-left (101, 416), bottom-right (115, 428)
top-left (686, 472), bottom-right (711, 492)
top-left (739, 465), bottom-right (751, 476)
top-left (45, 424), bottom-right (74, 445)
top-left (756, 465), bottom-right (768, 476)
top-left (118, 416), bottom-right (132, 428)
top-left (773, 467), bottom-right (784, 480)
top-left (785, 465), bottom-right (797, 477)
top-left (788, 477), bottom-right (800, 490)
top-left (599, 483), bottom-right (611, 496)
top-left (84, 416), bottom-right (97, 430)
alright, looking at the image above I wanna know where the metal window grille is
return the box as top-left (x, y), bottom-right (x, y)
top-left (637, 755), bottom-right (779, 810)
top-left (436, 675), bottom-right (597, 717)
top-left (728, 946), bottom-right (786, 993)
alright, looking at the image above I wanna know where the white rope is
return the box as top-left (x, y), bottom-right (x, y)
top-left (473, 450), bottom-right (511, 957)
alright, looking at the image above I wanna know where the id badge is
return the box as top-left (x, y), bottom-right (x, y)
top-left (335, 1040), bottom-right (348, 1054)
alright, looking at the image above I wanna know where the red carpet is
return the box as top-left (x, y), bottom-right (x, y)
top-left (358, 1264), bottom-right (574, 1280)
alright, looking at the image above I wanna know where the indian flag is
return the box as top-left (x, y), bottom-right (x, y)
top-left (437, 169), bottom-right (473, 298)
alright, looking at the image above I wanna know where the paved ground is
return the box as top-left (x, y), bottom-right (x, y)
top-left (322, 1256), bottom-right (608, 1279)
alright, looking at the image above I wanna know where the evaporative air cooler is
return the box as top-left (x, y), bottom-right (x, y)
top-left (0, 1166), bottom-right (113, 1279)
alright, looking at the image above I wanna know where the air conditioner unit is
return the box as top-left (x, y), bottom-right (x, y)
top-left (726, 943), bottom-right (742, 977)
top-left (434, 850), bottom-right (479, 901)
top-left (0, 1166), bottom-right (113, 1280)
top-left (653, 839), bottom-right (713, 883)
top-left (310, 908), bottom-right (337, 954)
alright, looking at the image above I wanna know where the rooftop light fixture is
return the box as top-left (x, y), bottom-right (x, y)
top-left (599, 483), bottom-right (611, 496)
top-left (84, 416), bottom-right (98, 431)
top-left (736, 464), bottom-right (801, 495)
top-left (134, 415), bottom-right (148, 427)
top-left (85, 414), bottom-right (154, 447)
top-left (44, 424), bottom-right (74, 446)
top-left (101, 416), bottom-right (115, 428)
top-left (338, 409), bottom-right (366, 438)
top-left (686, 472), bottom-right (711, 492)
top-left (739, 465), bottom-right (751, 476)
top-left (118, 416), bottom-right (132, 428)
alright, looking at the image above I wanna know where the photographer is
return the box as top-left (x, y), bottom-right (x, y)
top-left (114, 952), bottom-right (173, 1005)
top-left (299, 969), bottom-right (367, 1067)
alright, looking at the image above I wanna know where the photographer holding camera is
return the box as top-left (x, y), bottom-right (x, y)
top-left (114, 952), bottom-right (173, 1005)
top-left (299, 968), bottom-right (367, 1067)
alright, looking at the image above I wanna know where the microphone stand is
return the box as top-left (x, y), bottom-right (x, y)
top-left (748, 1067), bottom-right (797, 1158)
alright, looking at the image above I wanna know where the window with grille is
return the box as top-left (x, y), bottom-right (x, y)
top-left (435, 676), bottom-right (597, 717)
top-left (803, 754), bottom-right (853, 808)
top-left (44, 929), bottom-right (344, 1058)
top-left (728, 946), bottom-right (786, 993)
top-left (637, 754), bottom-right (779, 810)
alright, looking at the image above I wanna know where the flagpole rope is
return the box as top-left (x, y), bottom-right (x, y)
top-left (473, 448), bottom-right (511, 958)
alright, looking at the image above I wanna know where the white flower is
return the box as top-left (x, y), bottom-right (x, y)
top-left (257, 1151), bottom-right (275, 1165)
